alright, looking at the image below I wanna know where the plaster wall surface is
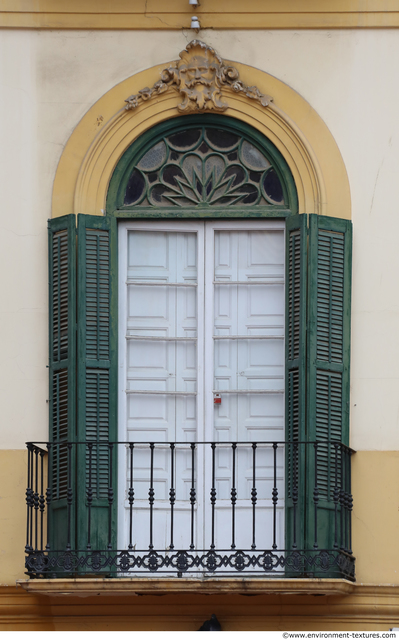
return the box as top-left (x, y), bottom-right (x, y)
top-left (3, 586), bottom-right (399, 631)
top-left (0, 28), bottom-right (398, 451)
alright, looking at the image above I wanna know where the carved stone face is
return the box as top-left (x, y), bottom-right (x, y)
top-left (176, 47), bottom-right (223, 111)
top-left (178, 54), bottom-right (218, 90)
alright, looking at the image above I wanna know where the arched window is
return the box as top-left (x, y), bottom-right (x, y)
top-left (106, 117), bottom-right (297, 214)
top-left (39, 116), bottom-right (354, 581)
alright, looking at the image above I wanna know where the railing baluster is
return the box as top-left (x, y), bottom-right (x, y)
top-left (313, 442), bottom-right (320, 549)
top-left (30, 447), bottom-right (34, 552)
top-left (107, 442), bottom-right (114, 550)
top-left (169, 443), bottom-right (175, 550)
top-left (251, 443), bottom-right (257, 550)
top-left (39, 451), bottom-right (45, 551)
top-left (34, 447), bottom-right (39, 552)
top-left (25, 444), bottom-right (33, 554)
top-left (66, 442), bottom-right (73, 551)
top-left (87, 442), bottom-right (93, 550)
top-left (333, 443), bottom-right (339, 549)
top-left (348, 448), bottom-right (353, 555)
top-left (128, 443), bottom-right (135, 550)
top-left (272, 443), bottom-right (278, 550)
top-left (231, 443), bottom-right (237, 550)
top-left (344, 446), bottom-right (349, 553)
top-left (149, 443), bottom-right (155, 550)
top-left (210, 443), bottom-right (216, 550)
top-left (292, 441), bottom-right (298, 549)
top-left (339, 444), bottom-right (344, 550)
top-left (313, 442), bottom-right (319, 549)
top-left (46, 443), bottom-right (52, 552)
top-left (190, 443), bottom-right (196, 550)
top-left (54, 442), bottom-right (58, 501)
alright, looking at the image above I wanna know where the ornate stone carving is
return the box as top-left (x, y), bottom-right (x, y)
top-left (125, 40), bottom-right (272, 113)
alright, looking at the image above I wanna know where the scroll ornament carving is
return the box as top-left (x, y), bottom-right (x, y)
top-left (125, 40), bottom-right (273, 113)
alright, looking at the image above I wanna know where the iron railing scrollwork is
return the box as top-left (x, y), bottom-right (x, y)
top-left (24, 440), bottom-right (355, 580)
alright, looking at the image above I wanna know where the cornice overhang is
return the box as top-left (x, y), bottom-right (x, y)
top-left (16, 577), bottom-right (355, 597)
top-left (0, 1), bottom-right (397, 30)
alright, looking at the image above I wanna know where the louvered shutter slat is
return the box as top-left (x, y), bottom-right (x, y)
top-left (285, 214), bottom-right (307, 552)
top-left (307, 214), bottom-right (352, 552)
top-left (76, 214), bottom-right (117, 552)
top-left (48, 214), bottom-right (77, 551)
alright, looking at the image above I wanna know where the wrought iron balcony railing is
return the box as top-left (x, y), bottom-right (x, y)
top-left (25, 440), bottom-right (355, 580)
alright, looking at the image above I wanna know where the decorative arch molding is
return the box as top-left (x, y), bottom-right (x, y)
top-left (52, 53), bottom-right (351, 220)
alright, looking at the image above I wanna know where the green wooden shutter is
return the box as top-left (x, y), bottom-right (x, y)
top-left (76, 214), bottom-right (118, 551)
top-left (48, 214), bottom-right (76, 551)
top-left (285, 214), bottom-right (307, 552)
top-left (306, 214), bottom-right (352, 554)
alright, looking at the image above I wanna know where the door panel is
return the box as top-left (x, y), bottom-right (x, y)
top-left (119, 227), bottom-right (200, 555)
top-left (206, 225), bottom-right (285, 556)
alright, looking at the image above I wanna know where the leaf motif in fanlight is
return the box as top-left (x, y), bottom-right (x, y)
top-left (123, 127), bottom-right (285, 208)
top-left (152, 153), bottom-right (260, 206)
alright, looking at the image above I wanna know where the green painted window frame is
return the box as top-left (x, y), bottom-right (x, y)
top-left (106, 115), bottom-right (298, 219)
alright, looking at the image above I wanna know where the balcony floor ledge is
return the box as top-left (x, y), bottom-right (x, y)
top-left (16, 577), bottom-right (355, 597)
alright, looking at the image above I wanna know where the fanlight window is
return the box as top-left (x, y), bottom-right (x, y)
top-left (124, 127), bottom-right (285, 208)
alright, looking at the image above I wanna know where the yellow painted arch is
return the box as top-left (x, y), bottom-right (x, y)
top-left (52, 61), bottom-right (351, 220)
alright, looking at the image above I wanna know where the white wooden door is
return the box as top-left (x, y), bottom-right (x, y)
top-left (204, 222), bottom-right (285, 555)
top-left (118, 220), bottom-right (285, 570)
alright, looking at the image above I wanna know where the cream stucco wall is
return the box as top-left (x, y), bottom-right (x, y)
top-left (0, 27), bottom-right (398, 453)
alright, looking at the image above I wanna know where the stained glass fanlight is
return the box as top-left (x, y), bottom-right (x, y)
top-left (122, 127), bottom-right (286, 208)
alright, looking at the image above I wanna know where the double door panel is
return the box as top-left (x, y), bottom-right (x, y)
top-left (118, 220), bottom-right (285, 560)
